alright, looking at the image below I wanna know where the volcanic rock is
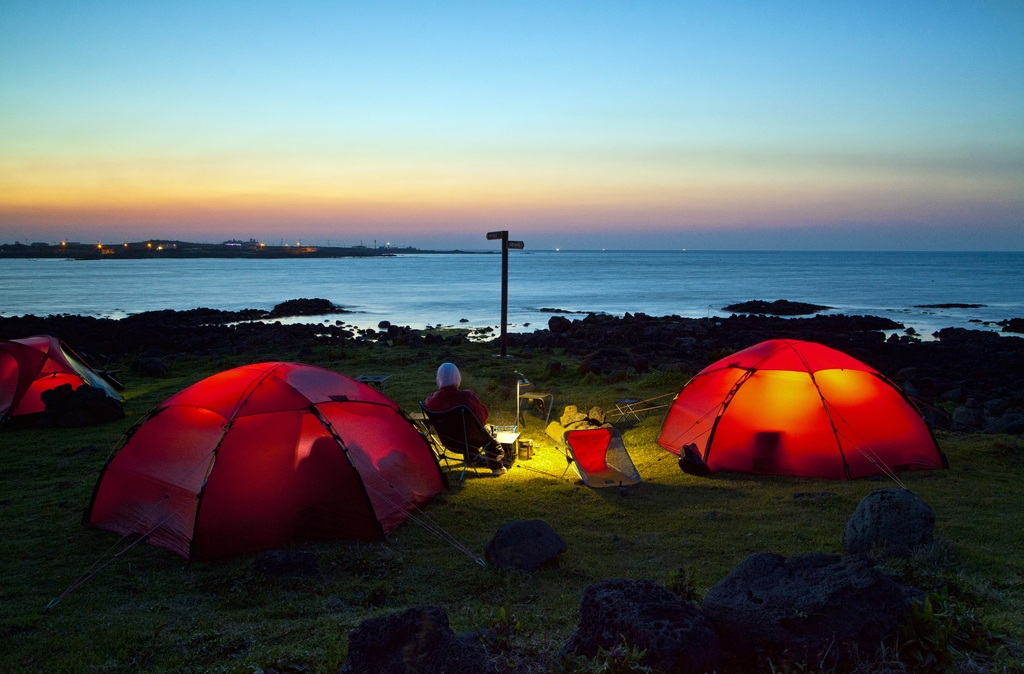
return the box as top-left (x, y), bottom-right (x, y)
top-left (548, 315), bottom-right (573, 334)
top-left (485, 519), bottom-right (567, 572)
top-left (267, 297), bottom-right (346, 318)
top-left (915, 303), bottom-right (986, 309)
top-left (560, 578), bottom-right (721, 674)
top-left (952, 405), bottom-right (986, 432)
top-left (987, 412), bottom-right (1024, 434)
top-left (722, 299), bottom-right (831, 316)
top-left (1000, 318), bottom-right (1024, 334)
top-left (340, 605), bottom-right (493, 674)
top-left (702, 552), bottom-right (916, 665)
top-left (842, 488), bottom-right (935, 556)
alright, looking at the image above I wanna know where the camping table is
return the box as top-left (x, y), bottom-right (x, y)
top-left (611, 398), bottom-right (643, 423)
top-left (495, 431), bottom-right (521, 460)
top-left (356, 374), bottom-right (391, 393)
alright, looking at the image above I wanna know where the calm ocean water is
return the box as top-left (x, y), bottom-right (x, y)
top-left (1, 251), bottom-right (1021, 337)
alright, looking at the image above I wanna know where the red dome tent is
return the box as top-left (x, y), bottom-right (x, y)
top-left (657, 340), bottom-right (946, 480)
top-left (86, 362), bottom-right (445, 561)
top-left (0, 335), bottom-right (123, 422)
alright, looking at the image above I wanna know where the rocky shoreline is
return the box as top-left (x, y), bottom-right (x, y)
top-left (2, 299), bottom-right (1022, 434)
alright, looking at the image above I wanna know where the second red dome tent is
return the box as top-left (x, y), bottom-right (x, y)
top-left (658, 339), bottom-right (946, 479)
top-left (86, 362), bottom-right (445, 561)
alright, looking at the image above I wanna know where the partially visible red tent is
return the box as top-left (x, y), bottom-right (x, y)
top-left (658, 340), bottom-right (946, 480)
top-left (0, 336), bottom-right (122, 422)
top-left (86, 362), bottom-right (445, 561)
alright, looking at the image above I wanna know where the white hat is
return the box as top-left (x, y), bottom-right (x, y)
top-left (436, 362), bottom-right (462, 388)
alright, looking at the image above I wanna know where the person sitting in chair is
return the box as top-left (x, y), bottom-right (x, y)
top-left (424, 362), bottom-right (488, 423)
top-left (424, 363), bottom-right (506, 475)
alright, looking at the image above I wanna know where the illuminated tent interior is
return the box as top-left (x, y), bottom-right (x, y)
top-left (563, 426), bottom-right (641, 488)
top-left (657, 339), bottom-right (946, 480)
top-left (86, 362), bottom-right (445, 561)
top-left (0, 335), bottom-right (123, 423)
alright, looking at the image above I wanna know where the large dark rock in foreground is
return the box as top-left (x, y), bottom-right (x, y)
top-left (340, 605), bottom-right (493, 674)
top-left (485, 519), bottom-right (567, 572)
top-left (560, 579), bottom-right (721, 674)
top-left (843, 488), bottom-right (935, 556)
top-left (703, 553), bottom-right (916, 665)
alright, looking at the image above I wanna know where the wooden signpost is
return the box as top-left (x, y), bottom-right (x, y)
top-left (486, 231), bottom-right (524, 357)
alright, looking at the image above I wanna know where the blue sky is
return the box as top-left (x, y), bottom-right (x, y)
top-left (1, 1), bottom-right (1022, 249)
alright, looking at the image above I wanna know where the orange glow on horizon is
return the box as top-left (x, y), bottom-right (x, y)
top-left (2, 142), bottom-right (1020, 239)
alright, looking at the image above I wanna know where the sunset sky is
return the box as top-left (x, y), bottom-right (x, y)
top-left (1, 2), bottom-right (1022, 249)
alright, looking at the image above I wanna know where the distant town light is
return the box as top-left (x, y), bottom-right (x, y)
top-left (147, 242), bottom-right (152, 248)
top-left (97, 244), bottom-right (103, 249)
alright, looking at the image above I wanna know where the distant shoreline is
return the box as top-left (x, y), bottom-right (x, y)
top-left (0, 240), bottom-right (486, 260)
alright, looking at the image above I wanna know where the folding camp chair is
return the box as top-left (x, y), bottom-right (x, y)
top-left (515, 374), bottom-right (553, 429)
top-left (562, 426), bottom-right (641, 488)
top-left (419, 403), bottom-right (517, 481)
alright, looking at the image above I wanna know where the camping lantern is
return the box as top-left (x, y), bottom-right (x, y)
top-left (517, 438), bottom-right (534, 460)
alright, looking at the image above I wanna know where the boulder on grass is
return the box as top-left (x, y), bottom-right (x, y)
top-left (485, 519), bottom-right (567, 572)
top-left (952, 405), bottom-right (985, 432)
top-left (560, 579), bottom-right (721, 674)
top-left (702, 552), bottom-right (917, 666)
top-left (340, 605), bottom-right (493, 674)
top-left (843, 488), bottom-right (935, 557)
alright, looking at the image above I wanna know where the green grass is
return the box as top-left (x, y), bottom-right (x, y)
top-left (2, 340), bottom-right (1022, 672)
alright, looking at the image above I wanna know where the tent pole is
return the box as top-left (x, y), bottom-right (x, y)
top-left (500, 231), bottom-right (508, 357)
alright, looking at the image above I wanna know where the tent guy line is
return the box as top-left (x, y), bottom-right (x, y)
top-left (48, 363), bottom-right (485, 609)
top-left (47, 496), bottom-right (195, 610)
top-left (312, 405), bottom-right (484, 566)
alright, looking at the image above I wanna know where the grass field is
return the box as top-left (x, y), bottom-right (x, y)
top-left (2, 338), bottom-right (1022, 673)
